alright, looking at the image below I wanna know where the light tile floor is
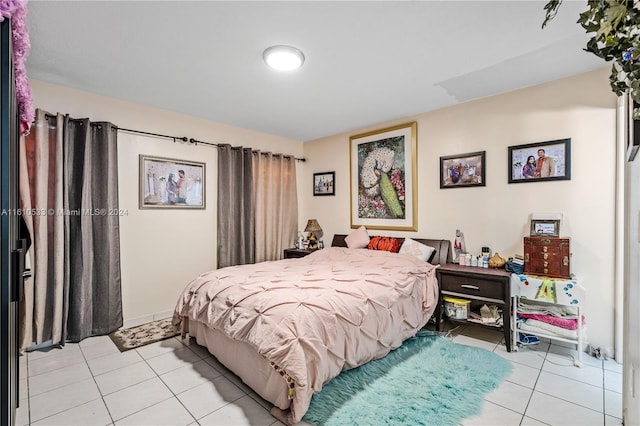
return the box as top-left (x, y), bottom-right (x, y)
top-left (15, 323), bottom-right (623, 426)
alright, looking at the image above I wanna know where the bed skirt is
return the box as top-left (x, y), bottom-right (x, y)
top-left (185, 319), bottom-right (291, 410)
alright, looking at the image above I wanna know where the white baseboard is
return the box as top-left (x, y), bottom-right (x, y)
top-left (122, 310), bottom-right (173, 329)
top-left (154, 310), bottom-right (174, 321)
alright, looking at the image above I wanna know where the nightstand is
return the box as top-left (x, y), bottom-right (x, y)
top-left (435, 264), bottom-right (512, 352)
top-left (283, 248), bottom-right (316, 259)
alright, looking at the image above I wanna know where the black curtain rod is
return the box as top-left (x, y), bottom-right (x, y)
top-left (117, 126), bottom-right (306, 162)
top-left (38, 114), bottom-right (306, 162)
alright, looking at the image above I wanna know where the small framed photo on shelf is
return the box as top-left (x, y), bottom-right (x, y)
top-left (313, 171), bottom-right (335, 196)
top-left (530, 219), bottom-right (560, 237)
top-left (508, 138), bottom-right (571, 183)
top-left (439, 151), bottom-right (486, 189)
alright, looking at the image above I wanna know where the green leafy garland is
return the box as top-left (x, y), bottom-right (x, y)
top-left (543, 0), bottom-right (639, 119)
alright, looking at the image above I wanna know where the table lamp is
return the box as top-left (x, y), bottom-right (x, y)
top-left (304, 219), bottom-right (323, 249)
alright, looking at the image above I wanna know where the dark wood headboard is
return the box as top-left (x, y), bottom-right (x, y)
top-left (331, 234), bottom-right (452, 266)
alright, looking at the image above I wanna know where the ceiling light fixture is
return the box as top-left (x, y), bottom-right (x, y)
top-left (263, 45), bottom-right (305, 71)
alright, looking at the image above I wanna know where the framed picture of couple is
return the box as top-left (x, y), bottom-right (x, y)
top-left (508, 138), bottom-right (571, 183)
top-left (139, 155), bottom-right (206, 209)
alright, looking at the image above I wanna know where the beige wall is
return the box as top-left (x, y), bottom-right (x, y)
top-left (30, 69), bottom-right (619, 350)
top-left (302, 68), bottom-right (618, 351)
top-left (30, 80), bottom-right (304, 326)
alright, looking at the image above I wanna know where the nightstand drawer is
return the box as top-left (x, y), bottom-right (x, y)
top-left (439, 273), bottom-right (504, 301)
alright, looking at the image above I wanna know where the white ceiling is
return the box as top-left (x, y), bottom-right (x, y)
top-left (26, 1), bottom-right (604, 142)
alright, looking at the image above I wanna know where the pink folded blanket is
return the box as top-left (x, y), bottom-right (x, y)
top-left (518, 313), bottom-right (585, 330)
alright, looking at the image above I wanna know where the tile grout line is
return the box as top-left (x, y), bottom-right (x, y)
top-left (79, 341), bottom-right (118, 426)
top-left (167, 337), bottom-right (256, 422)
top-left (149, 342), bottom-right (203, 425)
top-left (87, 340), bottom-right (177, 424)
top-left (518, 341), bottom-right (604, 423)
top-left (601, 358), bottom-right (607, 426)
top-left (24, 352), bottom-right (30, 426)
top-left (518, 341), bottom-right (550, 425)
top-left (118, 341), bottom-right (235, 423)
top-left (28, 330), bottom-right (615, 426)
top-left (531, 387), bottom-right (609, 418)
top-left (25, 363), bottom-right (95, 399)
top-left (511, 342), bottom-right (612, 425)
top-left (25, 345), bottom-right (86, 379)
top-left (27, 344), bottom-right (108, 425)
top-left (99, 348), bottom-right (163, 425)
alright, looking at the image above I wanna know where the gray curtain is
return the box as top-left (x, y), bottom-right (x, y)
top-left (63, 117), bottom-right (122, 342)
top-left (19, 109), bottom-right (122, 348)
top-left (217, 144), bottom-right (255, 268)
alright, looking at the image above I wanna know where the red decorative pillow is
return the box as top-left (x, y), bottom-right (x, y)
top-left (367, 236), bottom-right (405, 253)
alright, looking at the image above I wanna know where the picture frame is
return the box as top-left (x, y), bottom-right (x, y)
top-left (139, 155), bottom-right (205, 209)
top-left (349, 122), bottom-right (417, 231)
top-left (508, 138), bottom-right (571, 183)
top-left (440, 151), bottom-right (486, 189)
top-left (313, 172), bottom-right (335, 196)
top-left (530, 219), bottom-right (560, 238)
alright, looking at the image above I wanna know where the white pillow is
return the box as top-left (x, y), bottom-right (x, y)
top-left (345, 226), bottom-right (370, 249)
top-left (400, 238), bottom-right (436, 262)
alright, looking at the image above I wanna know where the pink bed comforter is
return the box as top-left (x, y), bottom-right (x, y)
top-left (172, 247), bottom-right (438, 424)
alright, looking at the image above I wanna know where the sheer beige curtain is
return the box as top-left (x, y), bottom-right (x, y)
top-left (253, 152), bottom-right (298, 262)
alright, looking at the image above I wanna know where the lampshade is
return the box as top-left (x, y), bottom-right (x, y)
top-left (304, 219), bottom-right (323, 240)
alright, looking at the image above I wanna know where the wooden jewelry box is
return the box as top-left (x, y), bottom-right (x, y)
top-left (523, 236), bottom-right (570, 278)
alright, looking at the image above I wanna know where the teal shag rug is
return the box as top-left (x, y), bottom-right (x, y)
top-left (303, 331), bottom-right (512, 426)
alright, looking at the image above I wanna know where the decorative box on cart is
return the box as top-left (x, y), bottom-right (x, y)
top-left (523, 237), bottom-right (570, 278)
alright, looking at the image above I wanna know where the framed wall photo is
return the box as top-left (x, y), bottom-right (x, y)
top-left (313, 171), bottom-right (335, 196)
top-left (530, 219), bottom-right (560, 237)
top-left (139, 155), bottom-right (205, 209)
top-left (349, 122), bottom-right (417, 231)
top-left (508, 138), bottom-right (571, 183)
top-left (440, 151), bottom-right (486, 189)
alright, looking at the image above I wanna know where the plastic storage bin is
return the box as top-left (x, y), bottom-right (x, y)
top-left (443, 296), bottom-right (471, 319)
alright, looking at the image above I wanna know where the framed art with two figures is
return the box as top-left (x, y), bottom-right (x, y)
top-left (139, 155), bottom-right (205, 209)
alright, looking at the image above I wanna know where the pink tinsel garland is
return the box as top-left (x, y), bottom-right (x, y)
top-left (0, 0), bottom-right (34, 135)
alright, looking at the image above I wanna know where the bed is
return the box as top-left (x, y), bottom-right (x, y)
top-left (172, 235), bottom-right (451, 424)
